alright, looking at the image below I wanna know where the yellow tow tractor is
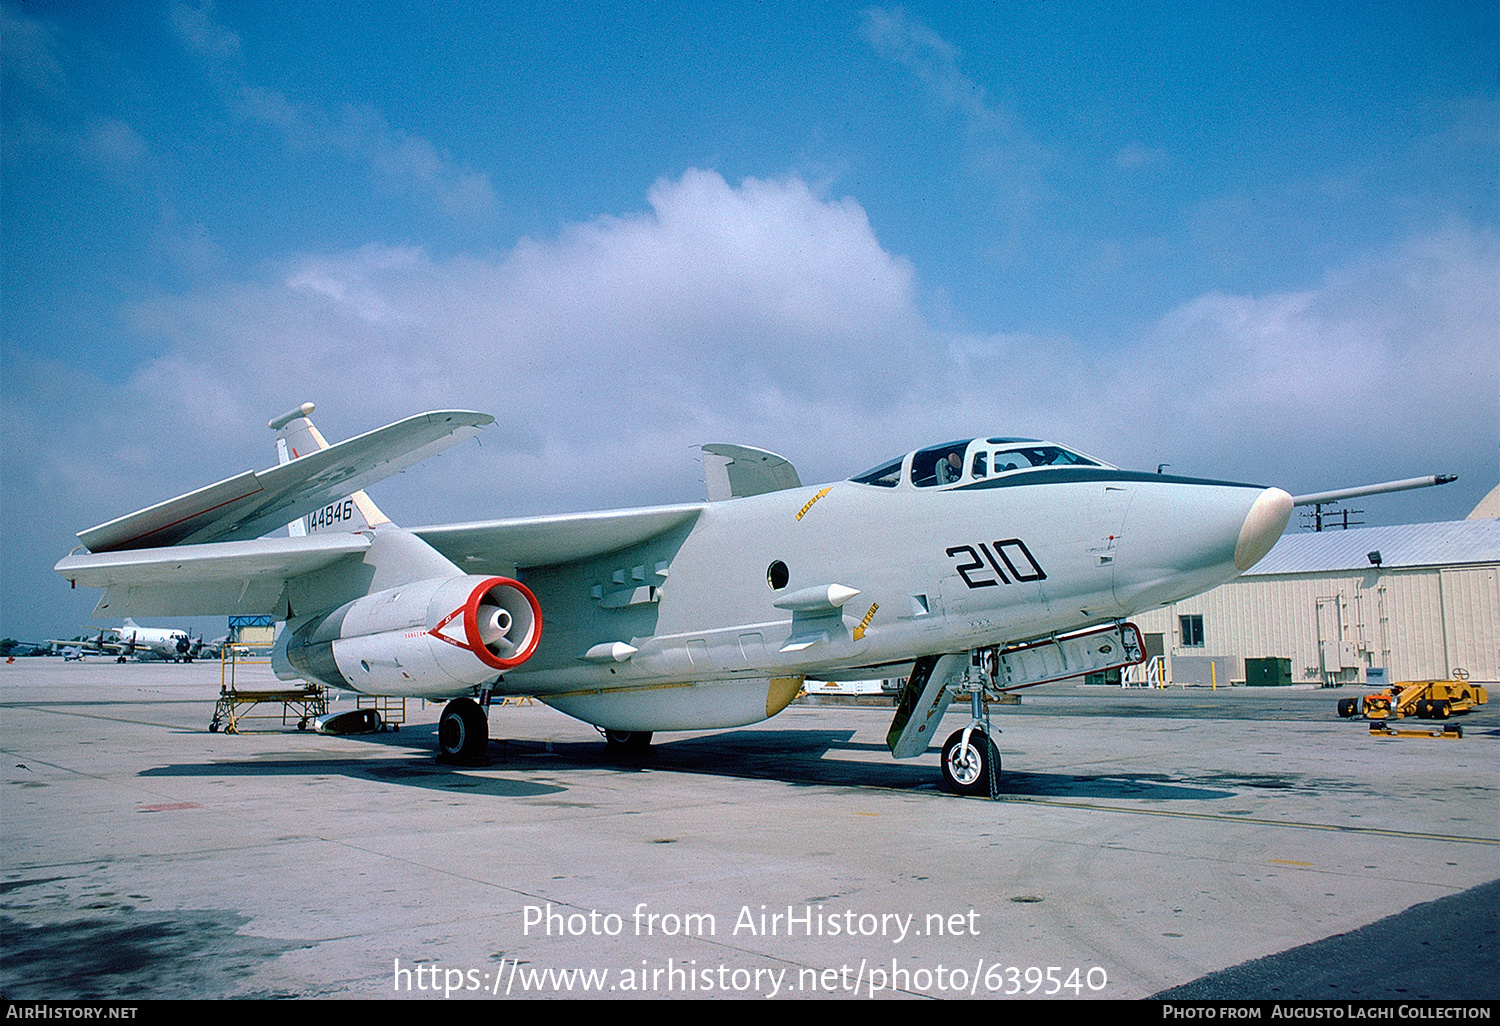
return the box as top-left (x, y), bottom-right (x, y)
top-left (1338, 678), bottom-right (1487, 739)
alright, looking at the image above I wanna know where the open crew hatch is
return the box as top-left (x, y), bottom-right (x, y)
top-left (850, 438), bottom-right (1113, 490)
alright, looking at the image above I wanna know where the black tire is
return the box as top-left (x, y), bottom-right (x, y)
top-left (941, 728), bottom-right (999, 797)
top-left (1431, 700), bottom-right (1451, 720)
top-left (439, 698), bottom-right (489, 760)
top-left (604, 729), bottom-right (654, 753)
top-left (1415, 699), bottom-right (1431, 719)
top-left (1337, 698), bottom-right (1360, 718)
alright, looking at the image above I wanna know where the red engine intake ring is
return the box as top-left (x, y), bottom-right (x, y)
top-left (429, 576), bottom-right (542, 671)
top-left (468, 576), bottom-right (541, 670)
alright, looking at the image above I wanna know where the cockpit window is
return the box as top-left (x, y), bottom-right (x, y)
top-left (911, 441), bottom-right (972, 487)
top-left (850, 456), bottom-right (903, 488)
top-left (992, 445), bottom-right (1100, 471)
top-left (851, 439), bottom-right (1105, 488)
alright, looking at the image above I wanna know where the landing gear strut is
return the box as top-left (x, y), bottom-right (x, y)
top-left (941, 653), bottom-right (1002, 798)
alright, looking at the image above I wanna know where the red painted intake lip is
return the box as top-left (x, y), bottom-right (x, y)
top-left (463, 576), bottom-right (542, 670)
top-left (428, 577), bottom-right (543, 669)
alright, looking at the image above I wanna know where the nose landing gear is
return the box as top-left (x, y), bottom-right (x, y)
top-left (942, 666), bottom-right (1001, 798)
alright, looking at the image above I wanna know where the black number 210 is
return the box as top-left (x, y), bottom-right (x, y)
top-left (946, 539), bottom-right (1047, 588)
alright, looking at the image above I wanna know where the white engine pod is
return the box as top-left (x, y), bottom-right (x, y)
top-left (280, 575), bottom-right (542, 697)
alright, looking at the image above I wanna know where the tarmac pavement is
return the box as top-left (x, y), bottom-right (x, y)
top-left (1, 659), bottom-right (1495, 1000)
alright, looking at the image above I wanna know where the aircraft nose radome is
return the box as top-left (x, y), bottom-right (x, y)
top-left (1233, 487), bottom-right (1293, 571)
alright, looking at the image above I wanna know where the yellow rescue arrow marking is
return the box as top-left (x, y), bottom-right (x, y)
top-left (853, 602), bottom-right (879, 641)
top-left (795, 487), bottom-right (832, 521)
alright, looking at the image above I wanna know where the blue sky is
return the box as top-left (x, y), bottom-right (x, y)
top-left (3, 1), bottom-right (1496, 642)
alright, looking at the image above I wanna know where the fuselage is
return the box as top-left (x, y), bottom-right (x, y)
top-left (506, 439), bottom-right (1291, 724)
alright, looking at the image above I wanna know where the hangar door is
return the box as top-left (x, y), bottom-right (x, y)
top-left (1439, 568), bottom-right (1499, 682)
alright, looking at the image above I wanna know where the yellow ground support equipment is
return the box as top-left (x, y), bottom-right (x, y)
top-left (211, 643), bottom-right (327, 733)
top-left (211, 684), bottom-right (328, 734)
top-left (1337, 679), bottom-right (1487, 740)
top-left (1367, 722), bottom-right (1465, 740)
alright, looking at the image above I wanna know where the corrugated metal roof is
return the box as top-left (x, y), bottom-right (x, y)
top-left (1246, 518), bottom-right (1500, 576)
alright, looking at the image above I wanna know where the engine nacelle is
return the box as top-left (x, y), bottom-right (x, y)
top-left (276, 576), bottom-right (541, 698)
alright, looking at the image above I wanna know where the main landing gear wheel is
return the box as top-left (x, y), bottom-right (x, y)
top-left (603, 729), bottom-right (653, 753)
top-left (439, 697), bottom-right (489, 761)
top-left (941, 728), bottom-right (999, 797)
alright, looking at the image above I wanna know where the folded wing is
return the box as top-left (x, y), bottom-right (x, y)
top-left (77, 410), bottom-right (493, 553)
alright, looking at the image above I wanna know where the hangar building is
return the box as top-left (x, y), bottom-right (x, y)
top-left (1127, 516), bottom-right (1500, 688)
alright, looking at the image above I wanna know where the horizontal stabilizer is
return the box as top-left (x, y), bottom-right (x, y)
top-left (78, 411), bottom-right (493, 552)
top-left (701, 444), bottom-right (801, 501)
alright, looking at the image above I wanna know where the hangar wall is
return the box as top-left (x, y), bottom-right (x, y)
top-left (1127, 521), bottom-right (1499, 687)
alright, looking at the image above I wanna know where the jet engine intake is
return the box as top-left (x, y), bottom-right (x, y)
top-left (276, 575), bottom-right (542, 697)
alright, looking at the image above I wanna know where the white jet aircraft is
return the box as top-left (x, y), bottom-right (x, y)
top-left (58, 403), bottom-right (1405, 794)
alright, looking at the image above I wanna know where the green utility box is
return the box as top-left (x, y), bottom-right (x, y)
top-left (1245, 657), bottom-right (1293, 687)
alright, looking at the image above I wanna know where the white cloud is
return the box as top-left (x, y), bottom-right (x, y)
top-left (80, 173), bottom-right (1500, 500)
top-left (335, 105), bottom-right (495, 219)
top-left (862, 7), bottom-right (986, 124)
top-left (862, 7), bottom-right (1051, 220)
top-left (170, 0), bottom-right (241, 64)
top-left (168, 2), bottom-right (494, 222)
top-left (114, 170), bottom-right (932, 504)
top-left (0, 6), bottom-right (67, 98)
top-left (1116, 143), bottom-right (1166, 170)
top-left (82, 118), bottom-right (149, 164)
top-left (1112, 223), bottom-right (1498, 489)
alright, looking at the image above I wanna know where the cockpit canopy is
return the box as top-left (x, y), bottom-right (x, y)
top-left (850, 437), bottom-right (1113, 489)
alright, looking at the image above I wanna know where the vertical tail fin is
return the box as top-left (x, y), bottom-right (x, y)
top-left (269, 403), bottom-right (394, 536)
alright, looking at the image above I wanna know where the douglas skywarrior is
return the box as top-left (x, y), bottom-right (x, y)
top-left (56, 402), bottom-right (1451, 793)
